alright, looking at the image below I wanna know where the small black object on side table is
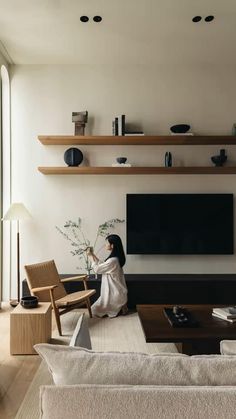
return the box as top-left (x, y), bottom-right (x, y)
top-left (20, 296), bottom-right (39, 309)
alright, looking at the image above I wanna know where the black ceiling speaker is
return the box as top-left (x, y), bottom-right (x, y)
top-left (64, 148), bottom-right (83, 167)
top-left (192, 16), bottom-right (202, 23)
top-left (205, 15), bottom-right (215, 22)
top-left (93, 16), bottom-right (102, 22)
top-left (80, 16), bottom-right (89, 23)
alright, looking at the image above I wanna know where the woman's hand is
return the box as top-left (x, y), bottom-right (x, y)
top-left (86, 247), bottom-right (99, 263)
top-left (86, 247), bottom-right (94, 256)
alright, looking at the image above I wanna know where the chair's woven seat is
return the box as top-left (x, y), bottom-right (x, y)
top-left (55, 289), bottom-right (96, 307)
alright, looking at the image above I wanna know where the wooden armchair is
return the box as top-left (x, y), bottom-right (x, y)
top-left (25, 260), bottom-right (96, 336)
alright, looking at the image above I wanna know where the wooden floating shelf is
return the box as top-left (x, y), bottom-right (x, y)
top-left (38, 166), bottom-right (236, 175)
top-left (38, 135), bottom-right (236, 146)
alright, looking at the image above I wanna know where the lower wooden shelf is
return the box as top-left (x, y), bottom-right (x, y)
top-left (38, 166), bottom-right (236, 175)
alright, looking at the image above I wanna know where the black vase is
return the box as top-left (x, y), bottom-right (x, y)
top-left (64, 148), bottom-right (83, 167)
top-left (211, 149), bottom-right (227, 167)
top-left (165, 152), bottom-right (172, 167)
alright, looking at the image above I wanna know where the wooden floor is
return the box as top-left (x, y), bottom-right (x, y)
top-left (0, 303), bottom-right (41, 419)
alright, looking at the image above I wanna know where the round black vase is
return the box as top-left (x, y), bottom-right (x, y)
top-left (64, 148), bottom-right (83, 167)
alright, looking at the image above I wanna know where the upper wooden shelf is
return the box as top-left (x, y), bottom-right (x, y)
top-left (38, 166), bottom-right (236, 175)
top-left (38, 135), bottom-right (236, 146)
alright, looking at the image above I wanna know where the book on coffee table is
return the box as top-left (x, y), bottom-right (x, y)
top-left (212, 312), bottom-right (236, 323)
top-left (212, 307), bottom-right (236, 319)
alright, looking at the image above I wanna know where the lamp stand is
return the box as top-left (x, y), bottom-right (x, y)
top-left (10, 220), bottom-right (20, 307)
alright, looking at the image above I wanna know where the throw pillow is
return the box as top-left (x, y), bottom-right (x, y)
top-left (220, 340), bottom-right (236, 355)
top-left (34, 344), bottom-right (236, 387)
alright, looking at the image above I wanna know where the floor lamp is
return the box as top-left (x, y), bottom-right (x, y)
top-left (2, 203), bottom-right (32, 306)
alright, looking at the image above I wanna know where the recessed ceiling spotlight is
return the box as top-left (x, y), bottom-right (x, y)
top-left (205, 15), bottom-right (215, 22)
top-left (80, 16), bottom-right (89, 23)
top-left (93, 16), bottom-right (102, 23)
top-left (192, 16), bottom-right (202, 23)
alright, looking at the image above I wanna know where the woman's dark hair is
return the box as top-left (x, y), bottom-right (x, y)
top-left (105, 234), bottom-right (126, 267)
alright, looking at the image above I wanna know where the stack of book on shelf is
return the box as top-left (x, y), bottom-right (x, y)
top-left (112, 115), bottom-right (125, 136)
top-left (112, 114), bottom-right (144, 136)
top-left (125, 131), bottom-right (144, 136)
top-left (212, 307), bottom-right (236, 323)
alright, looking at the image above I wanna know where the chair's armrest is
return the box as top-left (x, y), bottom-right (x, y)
top-left (61, 275), bottom-right (88, 283)
top-left (31, 285), bottom-right (58, 293)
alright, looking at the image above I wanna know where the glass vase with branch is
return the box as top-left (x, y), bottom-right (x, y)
top-left (56, 218), bottom-right (124, 275)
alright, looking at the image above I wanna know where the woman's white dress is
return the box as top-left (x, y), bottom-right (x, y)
top-left (91, 257), bottom-right (128, 318)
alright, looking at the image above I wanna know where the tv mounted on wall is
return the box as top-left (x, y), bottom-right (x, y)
top-left (126, 194), bottom-right (234, 255)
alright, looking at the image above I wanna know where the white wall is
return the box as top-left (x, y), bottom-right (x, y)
top-left (9, 63), bottom-right (236, 297)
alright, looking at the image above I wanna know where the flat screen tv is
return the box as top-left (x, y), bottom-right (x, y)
top-left (126, 194), bottom-right (234, 255)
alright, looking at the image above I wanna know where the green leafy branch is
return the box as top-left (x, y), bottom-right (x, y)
top-left (56, 218), bottom-right (124, 274)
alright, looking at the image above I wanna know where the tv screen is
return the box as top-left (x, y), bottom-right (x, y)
top-left (126, 194), bottom-right (234, 255)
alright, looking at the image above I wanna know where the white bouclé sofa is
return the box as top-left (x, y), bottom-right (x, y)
top-left (35, 316), bottom-right (236, 419)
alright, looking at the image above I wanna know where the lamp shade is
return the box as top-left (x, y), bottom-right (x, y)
top-left (2, 203), bottom-right (32, 221)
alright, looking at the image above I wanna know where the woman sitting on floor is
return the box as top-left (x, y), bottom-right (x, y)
top-left (87, 234), bottom-right (128, 318)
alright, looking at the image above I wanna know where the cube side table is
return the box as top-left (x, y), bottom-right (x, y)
top-left (10, 302), bottom-right (52, 355)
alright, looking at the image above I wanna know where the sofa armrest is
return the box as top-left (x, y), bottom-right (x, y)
top-left (220, 340), bottom-right (236, 355)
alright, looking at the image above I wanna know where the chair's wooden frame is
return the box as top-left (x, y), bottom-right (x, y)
top-left (31, 275), bottom-right (94, 335)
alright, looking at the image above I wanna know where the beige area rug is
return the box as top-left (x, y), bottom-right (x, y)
top-left (15, 311), bottom-right (177, 419)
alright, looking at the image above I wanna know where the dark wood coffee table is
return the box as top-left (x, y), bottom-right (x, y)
top-left (137, 304), bottom-right (236, 355)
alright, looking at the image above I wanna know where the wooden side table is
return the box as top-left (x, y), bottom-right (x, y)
top-left (10, 302), bottom-right (52, 355)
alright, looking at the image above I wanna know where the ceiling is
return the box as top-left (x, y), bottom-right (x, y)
top-left (0, 0), bottom-right (235, 65)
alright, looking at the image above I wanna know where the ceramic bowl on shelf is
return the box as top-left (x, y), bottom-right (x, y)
top-left (116, 157), bottom-right (127, 164)
top-left (170, 124), bottom-right (191, 134)
top-left (20, 296), bottom-right (39, 309)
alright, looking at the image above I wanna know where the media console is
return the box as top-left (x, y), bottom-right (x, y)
top-left (22, 274), bottom-right (236, 309)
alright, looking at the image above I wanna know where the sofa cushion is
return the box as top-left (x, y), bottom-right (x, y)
top-left (34, 344), bottom-right (236, 387)
top-left (40, 385), bottom-right (236, 419)
top-left (220, 340), bottom-right (236, 355)
top-left (69, 314), bottom-right (92, 349)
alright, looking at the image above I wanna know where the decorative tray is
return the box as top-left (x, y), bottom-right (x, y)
top-left (164, 307), bottom-right (199, 328)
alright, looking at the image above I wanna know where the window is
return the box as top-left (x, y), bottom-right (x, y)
top-left (1, 65), bottom-right (11, 302)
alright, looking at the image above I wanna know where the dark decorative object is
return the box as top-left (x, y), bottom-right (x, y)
top-left (64, 148), bottom-right (83, 167)
top-left (20, 296), bottom-right (38, 309)
top-left (80, 16), bottom-right (89, 22)
top-left (116, 157), bottom-right (127, 164)
top-left (192, 16), bottom-right (202, 23)
top-left (165, 152), bottom-right (172, 167)
top-left (164, 306), bottom-right (199, 328)
top-left (93, 16), bottom-right (102, 22)
top-left (72, 111), bottom-right (88, 135)
top-left (211, 149), bottom-right (227, 167)
top-left (170, 124), bottom-right (190, 134)
top-left (205, 15), bottom-right (214, 22)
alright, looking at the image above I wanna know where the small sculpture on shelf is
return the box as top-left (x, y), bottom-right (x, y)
top-left (211, 149), bottom-right (227, 167)
top-left (165, 152), bottom-right (172, 167)
top-left (72, 111), bottom-right (88, 135)
top-left (112, 157), bottom-right (131, 167)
